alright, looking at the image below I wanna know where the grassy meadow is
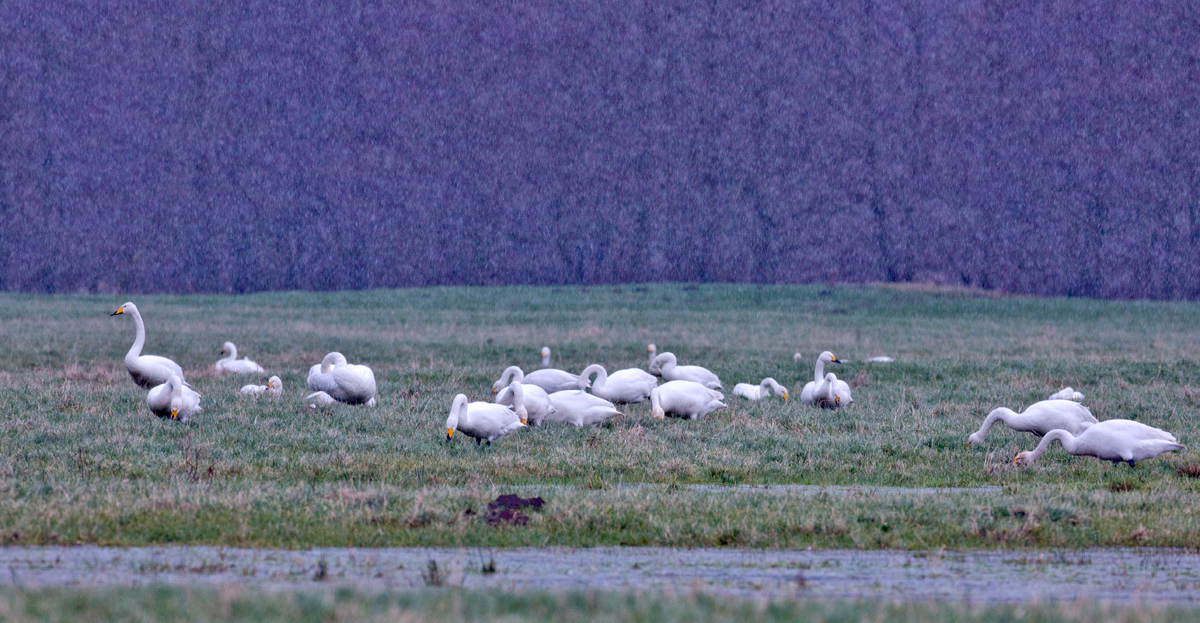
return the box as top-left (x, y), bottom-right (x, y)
top-left (2, 283), bottom-right (1200, 548)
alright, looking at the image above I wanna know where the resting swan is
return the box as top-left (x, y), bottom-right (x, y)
top-left (650, 380), bottom-right (726, 419)
top-left (1014, 419), bottom-right (1183, 467)
top-left (649, 353), bottom-right (722, 389)
top-left (495, 379), bottom-right (555, 425)
top-left (111, 302), bottom-right (186, 389)
top-left (581, 364), bottom-right (657, 404)
top-left (446, 394), bottom-right (525, 446)
top-left (304, 352), bottom-right (377, 406)
top-left (215, 342), bottom-right (265, 374)
top-left (1048, 387), bottom-right (1085, 401)
top-left (800, 351), bottom-right (841, 405)
top-left (147, 374), bottom-right (201, 422)
top-left (968, 399), bottom-right (1097, 445)
top-left (493, 365), bottom-right (587, 395)
top-left (547, 390), bottom-right (621, 426)
top-left (241, 376), bottom-right (282, 396)
top-left (733, 378), bottom-right (789, 401)
top-left (308, 352), bottom-right (347, 392)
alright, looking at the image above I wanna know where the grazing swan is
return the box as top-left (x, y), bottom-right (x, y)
top-left (1048, 387), bottom-right (1085, 401)
top-left (493, 379), bottom-right (529, 424)
top-left (581, 364), bottom-right (657, 404)
top-left (650, 380), bottom-right (726, 419)
top-left (111, 302), bottom-right (186, 389)
top-left (648, 344), bottom-right (658, 372)
top-left (968, 399), bottom-right (1097, 446)
top-left (241, 376), bottom-right (282, 396)
top-left (446, 394), bottom-right (525, 445)
top-left (547, 390), bottom-right (622, 426)
top-left (493, 365), bottom-right (587, 395)
top-left (147, 374), bottom-right (201, 422)
top-left (541, 347), bottom-right (551, 367)
top-left (215, 342), bottom-right (265, 374)
top-left (307, 352), bottom-right (347, 393)
top-left (733, 378), bottom-right (789, 401)
top-left (800, 351), bottom-right (840, 405)
top-left (495, 380), bottom-right (555, 425)
top-left (304, 352), bottom-right (377, 406)
top-left (1014, 419), bottom-right (1183, 467)
top-left (649, 353), bottom-right (722, 389)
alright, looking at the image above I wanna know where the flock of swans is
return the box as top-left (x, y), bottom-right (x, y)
top-left (111, 301), bottom-right (1184, 467)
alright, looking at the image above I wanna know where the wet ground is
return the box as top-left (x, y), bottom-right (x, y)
top-left (3, 546), bottom-right (1199, 602)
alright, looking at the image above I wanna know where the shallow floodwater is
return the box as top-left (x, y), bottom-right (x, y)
top-left (3, 546), bottom-right (1199, 602)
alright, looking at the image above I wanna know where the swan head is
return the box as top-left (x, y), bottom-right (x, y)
top-left (967, 432), bottom-right (983, 446)
top-left (648, 344), bottom-right (656, 354)
top-left (793, 352), bottom-right (802, 363)
top-left (222, 341), bottom-right (236, 355)
top-left (110, 301), bottom-right (136, 316)
top-left (267, 376), bottom-right (282, 390)
top-left (446, 395), bottom-right (467, 441)
top-left (1013, 451), bottom-right (1034, 465)
top-left (541, 347), bottom-right (550, 357)
top-left (820, 351), bottom-right (839, 364)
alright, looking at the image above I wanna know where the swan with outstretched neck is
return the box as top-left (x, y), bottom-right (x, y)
top-left (580, 364), bottom-right (657, 404)
top-left (968, 400), bottom-right (1097, 445)
top-left (733, 378), bottom-right (789, 401)
top-left (649, 352), bottom-right (722, 389)
top-left (215, 342), bottom-right (265, 374)
top-left (1013, 419), bottom-right (1182, 467)
top-left (111, 302), bottom-right (186, 389)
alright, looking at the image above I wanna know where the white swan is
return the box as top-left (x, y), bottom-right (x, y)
top-left (304, 352), bottom-right (377, 406)
top-left (546, 390), bottom-right (622, 426)
top-left (492, 365), bottom-right (587, 395)
top-left (307, 352), bottom-right (348, 392)
top-left (147, 374), bottom-right (201, 422)
top-left (241, 376), bottom-right (282, 396)
top-left (215, 342), bottom-right (265, 374)
top-left (1048, 387), bottom-right (1085, 401)
top-left (733, 378), bottom-right (789, 401)
top-left (807, 372), bottom-right (844, 409)
top-left (446, 394), bottom-right (526, 445)
top-left (866, 356), bottom-right (894, 363)
top-left (541, 346), bottom-right (551, 367)
top-left (1014, 419), bottom-right (1183, 467)
top-left (793, 352), bottom-right (803, 363)
top-left (968, 399), bottom-right (1098, 445)
top-left (493, 379), bottom-right (529, 424)
top-left (581, 364), bottom-right (657, 404)
top-left (800, 351), bottom-right (841, 404)
top-left (111, 302), bottom-right (186, 389)
top-left (649, 353), bottom-right (722, 389)
top-left (496, 380), bottom-right (556, 425)
top-left (650, 380), bottom-right (726, 419)
top-left (648, 344), bottom-right (658, 372)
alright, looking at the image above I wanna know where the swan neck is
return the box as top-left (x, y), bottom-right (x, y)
top-left (976, 408), bottom-right (1012, 439)
top-left (127, 306), bottom-right (146, 362)
top-left (582, 364), bottom-right (607, 388)
top-left (1028, 430), bottom-right (1074, 462)
top-left (501, 366), bottom-right (523, 385)
top-left (813, 359), bottom-right (823, 384)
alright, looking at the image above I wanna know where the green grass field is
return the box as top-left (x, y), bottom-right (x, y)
top-left (2, 283), bottom-right (1200, 548)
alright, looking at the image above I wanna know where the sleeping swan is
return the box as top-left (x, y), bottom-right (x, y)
top-left (580, 364), bottom-right (657, 404)
top-left (304, 352), bottom-right (377, 406)
top-left (650, 380), bottom-right (726, 419)
top-left (308, 352), bottom-right (348, 392)
top-left (215, 342), bottom-right (265, 374)
top-left (111, 302), bottom-right (186, 389)
top-left (1014, 419), bottom-right (1183, 467)
top-left (147, 374), bottom-right (201, 422)
top-left (968, 399), bottom-right (1097, 446)
top-left (733, 378), bottom-right (789, 401)
top-left (446, 394), bottom-right (525, 446)
top-left (649, 352), bottom-right (722, 389)
top-left (546, 390), bottom-right (622, 426)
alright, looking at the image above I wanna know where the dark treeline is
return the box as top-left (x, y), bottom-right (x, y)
top-left (2, 1), bottom-right (1198, 298)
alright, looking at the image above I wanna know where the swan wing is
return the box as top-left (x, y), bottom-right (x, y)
top-left (525, 369), bottom-right (586, 393)
top-left (733, 383), bottom-right (760, 400)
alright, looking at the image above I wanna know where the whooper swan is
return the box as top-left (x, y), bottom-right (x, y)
top-left (1048, 387), bottom-right (1085, 402)
top-left (733, 378), bottom-right (789, 401)
top-left (215, 342), bottom-right (265, 374)
top-left (968, 399), bottom-right (1097, 446)
top-left (147, 374), bottom-right (201, 422)
top-left (111, 302), bottom-right (186, 389)
top-left (304, 352), bottom-right (377, 406)
top-left (650, 380), bottom-right (726, 420)
top-left (1014, 419), bottom-right (1183, 467)
top-left (581, 364), bottom-right (658, 404)
top-left (446, 394), bottom-right (525, 446)
top-left (649, 352), bottom-right (722, 389)
top-left (800, 351), bottom-right (840, 405)
top-left (241, 376), bottom-right (282, 396)
top-left (495, 379), bottom-right (556, 425)
top-left (493, 365), bottom-right (587, 395)
top-left (546, 390), bottom-right (621, 427)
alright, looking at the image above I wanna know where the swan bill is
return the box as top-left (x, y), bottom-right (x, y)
top-left (446, 428), bottom-right (454, 441)
top-left (170, 409), bottom-right (178, 419)
top-left (110, 307), bottom-right (124, 316)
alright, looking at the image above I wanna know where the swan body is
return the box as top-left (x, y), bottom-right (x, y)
top-left (968, 400), bottom-right (1097, 445)
top-left (649, 353), bottom-right (722, 389)
top-left (306, 391), bottom-right (337, 408)
top-left (446, 394), bottom-right (526, 445)
top-left (307, 352), bottom-right (348, 392)
top-left (581, 364), bottom-right (658, 404)
top-left (495, 380), bottom-right (555, 425)
top-left (111, 302), bottom-right (186, 389)
top-left (800, 351), bottom-right (841, 405)
top-left (1014, 419), bottom-right (1183, 467)
top-left (733, 378), bottom-right (789, 401)
top-left (1048, 387), bottom-right (1085, 402)
top-left (215, 342), bottom-right (265, 374)
top-left (493, 365), bottom-right (587, 394)
top-left (147, 374), bottom-right (201, 422)
top-left (305, 352), bottom-right (376, 406)
top-left (650, 380), bottom-right (726, 419)
top-left (866, 356), bottom-right (894, 363)
top-left (541, 347), bottom-right (551, 367)
top-left (241, 376), bottom-right (282, 396)
top-left (546, 390), bottom-right (621, 427)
